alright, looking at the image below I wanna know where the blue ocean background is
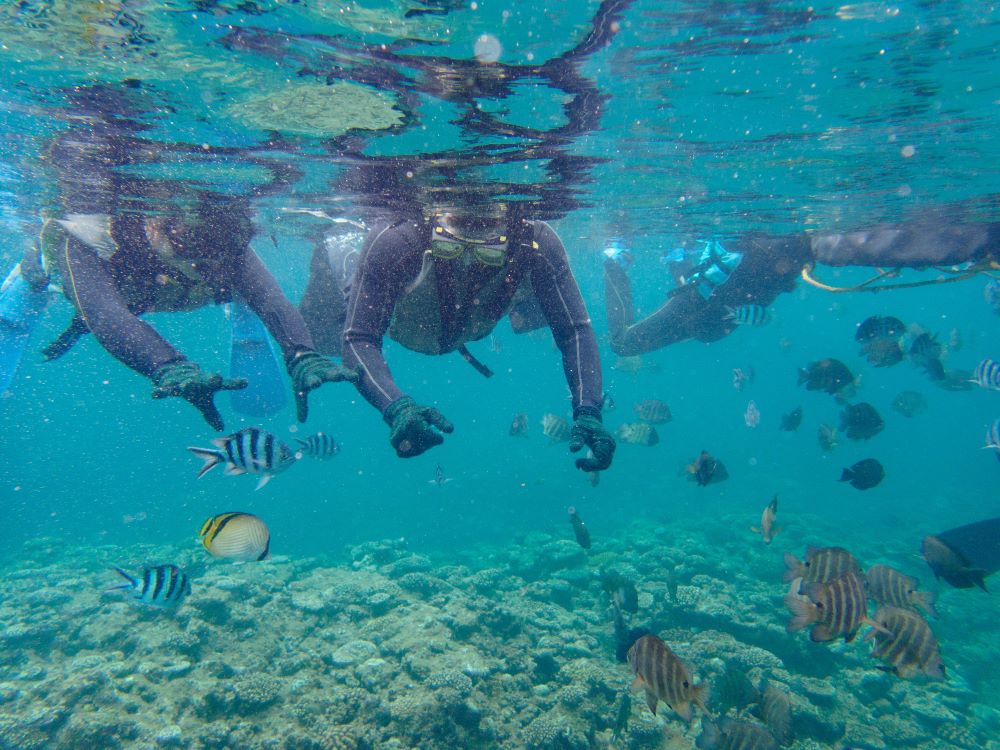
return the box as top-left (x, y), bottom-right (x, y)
top-left (2, 1), bottom-right (1000, 747)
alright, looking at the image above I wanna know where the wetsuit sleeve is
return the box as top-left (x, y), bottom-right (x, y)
top-left (811, 222), bottom-right (1000, 267)
top-left (342, 220), bottom-right (426, 414)
top-left (230, 247), bottom-right (315, 365)
top-left (61, 236), bottom-right (181, 378)
top-left (528, 222), bottom-right (603, 415)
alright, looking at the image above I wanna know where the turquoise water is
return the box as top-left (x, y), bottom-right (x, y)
top-left (2, 2), bottom-right (1000, 749)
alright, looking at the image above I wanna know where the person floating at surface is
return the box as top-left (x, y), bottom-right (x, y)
top-left (604, 219), bottom-right (1000, 355)
top-left (303, 201), bottom-right (616, 471)
top-left (16, 82), bottom-right (357, 431)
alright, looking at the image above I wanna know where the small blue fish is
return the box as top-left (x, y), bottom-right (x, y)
top-left (725, 304), bottom-right (771, 326)
top-left (973, 358), bottom-right (1000, 390)
top-left (107, 564), bottom-right (191, 609)
top-left (188, 427), bottom-right (300, 490)
top-left (295, 432), bottom-right (340, 459)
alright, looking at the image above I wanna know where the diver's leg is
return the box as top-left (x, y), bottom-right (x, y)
top-left (61, 237), bottom-right (181, 376)
top-left (299, 240), bottom-right (348, 357)
top-left (604, 260), bottom-right (636, 352)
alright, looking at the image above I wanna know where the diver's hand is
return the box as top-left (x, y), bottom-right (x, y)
top-left (569, 406), bottom-right (616, 472)
top-left (383, 396), bottom-right (454, 458)
top-left (289, 349), bottom-right (359, 422)
top-left (151, 360), bottom-right (247, 432)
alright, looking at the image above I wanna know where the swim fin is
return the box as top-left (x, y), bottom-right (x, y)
top-left (228, 295), bottom-right (288, 417)
top-left (0, 263), bottom-right (50, 392)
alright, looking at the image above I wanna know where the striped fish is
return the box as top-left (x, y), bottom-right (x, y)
top-left (985, 418), bottom-right (1000, 463)
top-left (200, 512), bottom-right (271, 562)
top-left (864, 564), bottom-right (938, 618)
top-left (725, 304), bottom-right (771, 326)
top-left (627, 634), bottom-right (709, 722)
top-left (761, 684), bottom-right (793, 746)
top-left (866, 606), bottom-right (945, 679)
top-left (188, 427), bottom-right (300, 490)
top-left (294, 431), bottom-right (340, 459)
top-left (973, 358), bottom-right (1000, 390)
top-left (782, 545), bottom-right (861, 589)
top-left (107, 564), bottom-right (191, 609)
top-left (633, 399), bottom-right (672, 424)
top-left (697, 719), bottom-right (778, 750)
top-left (541, 413), bottom-right (572, 442)
top-left (616, 422), bottom-right (659, 446)
top-left (785, 569), bottom-right (876, 643)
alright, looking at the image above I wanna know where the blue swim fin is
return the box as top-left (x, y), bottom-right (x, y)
top-left (0, 263), bottom-right (50, 393)
top-left (228, 296), bottom-right (288, 417)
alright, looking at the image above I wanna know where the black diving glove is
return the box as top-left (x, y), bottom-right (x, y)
top-left (151, 361), bottom-right (247, 432)
top-left (383, 396), bottom-right (454, 458)
top-left (569, 406), bottom-right (616, 472)
top-left (288, 349), bottom-right (359, 423)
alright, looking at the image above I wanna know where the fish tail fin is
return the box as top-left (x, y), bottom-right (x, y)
top-left (106, 566), bottom-right (137, 592)
top-left (294, 438), bottom-right (310, 452)
top-left (838, 468), bottom-right (853, 482)
top-left (769, 495), bottom-right (778, 512)
top-left (971, 569), bottom-right (989, 591)
top-left (781, 552), bottom-right (803, 583)
top-left (187, 447), bottom-right (225, 478)
top-left (784, 592), bottom-right (817, 632)
top-left (255, 473), bottom-right (274, 491)
top-left (692, 681), bottom-right (710, 716)
top-left (913, 590), bottom-right (939, 618)
top-left (797, 368), bottom-right (809, 386)
top-left (861, 615), bottom-right (893, 637)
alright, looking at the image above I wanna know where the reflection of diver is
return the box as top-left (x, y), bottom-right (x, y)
top-left (302, 204), bottom-right (616, 470)
top-left (605, 221), bottom-right (1000, 355)
top-left (0, 246), bottom-right (52, 392)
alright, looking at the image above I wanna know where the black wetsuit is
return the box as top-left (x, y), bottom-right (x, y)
top-left (606, 223), bottom-right (999, 356)
top-left (338, 216), bottom-right (603, 416)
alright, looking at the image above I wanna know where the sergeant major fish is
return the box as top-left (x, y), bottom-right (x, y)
top-left (617, 422), bottom-right (659, 446)
top-left (783, 545), bottom-right (861, 588)
top-left (627, 634), bottom-right (709, 722)
top-left (866, 605), bottom-right (945, 679)
top-left (294, 431), bottom-right (340, 459)
top-left (188, 427), bottom-right (300, 490)
top-left (541, 413), bottom-right (572, 442)
top-left (632, 399), bottom-right (672, 424)
top-left (107, 564), bottom-right (191, 609)
top-left (697, 718), bottom-right (777, 750)
top-left (864, 564), bottom-right (937, 618)
top-left (725, 304), bottom-right (771, 327)
top-left (785, 569), bottom-right (883, 643)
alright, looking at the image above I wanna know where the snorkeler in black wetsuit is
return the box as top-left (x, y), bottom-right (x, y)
top-left (302, 206), bottom-right (616, 470)
top-left (605, 220), bottom-right (1000, 355)
top-left (33, 85), bottom-right (356, 431)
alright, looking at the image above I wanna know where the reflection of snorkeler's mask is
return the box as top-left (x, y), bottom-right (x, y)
top-left (430, 225), bottom-right (508, 267)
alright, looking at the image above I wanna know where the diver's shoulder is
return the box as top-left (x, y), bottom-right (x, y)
top-left (367, 215), bottom-right (431, 250)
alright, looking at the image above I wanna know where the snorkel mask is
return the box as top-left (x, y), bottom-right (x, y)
top-left (431, 205), bottom-right (509, 267)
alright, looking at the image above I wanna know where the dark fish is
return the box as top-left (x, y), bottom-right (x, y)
top-left (188, 427), bottom-right (300, 490)
top-left (602, 571), bottom-right (639, 614)
top-left (839, 458), bottom-right (884, 490)
top-left (725, 304), bottom-right (771, 326)
top-left (567, 506), bottom-right (591, 550)
top-left (697, 719), bottom-right (777, 750)
top-left (761, 684), bottom-right (793, 745)
top-left (617, 422), bottom-right (660, 446)
top-left (861, 338), bottom-right (904, 367)
top-left (817, 424), bottom-right (838, 451)
top-left (710, 665), bottom-right (760, 716)
top-left (666, 567), bottom-right (679, 603)
top-left (627, 634), bottom-right (709, 722)
top-left (199, 512), bottom-right (270, 562)
top-left (783, 545), bottom-right (862, 586)
top-left (922, 517), bottom-right (1000, 590)
top-left (785, 569), bottom-right (873, 642)
top-left (908, 332), bottom-right (945, 380)
top-left (856, 315), bottom-right (905, 343)
top-left (615, 622), bottom-right (652, 663)
top-left (864, 564), bottom-right (937, 618)
top-left (107, 564), bottom-right (191, 609)
top-left (633, 399), bottom-right (672, 424)
top-left (839, 402), bottom-right (884, 440)
top-left (797, 358), bottom-right (855, 396)
top-left (294, 431), bottom-right (340, 459)
top-left (541, 413), bottom-right (571, 442)
top-left (687, 450), bottom-right (729, 486)
top-left (973, 358), bottom-right (1000, 390)
top-left (891, 390), bottom-right (927, 417)
top-left (779, 406), bottom-right (802, 431)
top-left (866, 606), bottom-right (945, 679)
top-left (509, 412), bottom-right (529, 437)
top-left (611, 693), bottom-right (631, 742)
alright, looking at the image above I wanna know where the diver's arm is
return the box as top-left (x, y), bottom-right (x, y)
top-left (230, 247), bottom-right (314, 364)
top-left (61, 236), bottom-right (181, 377)
top-left (811, 222), bottom-right (1000, 267)
top-left (342, 220), bottom-right (425, 414)
top-left (528, 221), bottom-right (604, 415)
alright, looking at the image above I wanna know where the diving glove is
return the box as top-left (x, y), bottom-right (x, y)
top-left (569, 406), bottom-right (616, 472)
top-left (383, 396), bottom-right (454, 458)
top-left (288, 349), bottom-right (359, 422)
top-left (151, 361), bottom-right (247, 432)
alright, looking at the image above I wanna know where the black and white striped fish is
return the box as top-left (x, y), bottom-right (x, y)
top-left (107, 564), bottom-right (191, 609)
top-left (294, 431), bottom-right (340, 459)
top-left (188, 427), bottom-right (300, 490)
top-left (785, 569), bottom-right (880, 643)
top-left (725, 304), bottom-right (771, 326)
top-left (973, 358), bottom-right (1000, 390)
top-left (983, 418), bottom-right (1000, 462)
